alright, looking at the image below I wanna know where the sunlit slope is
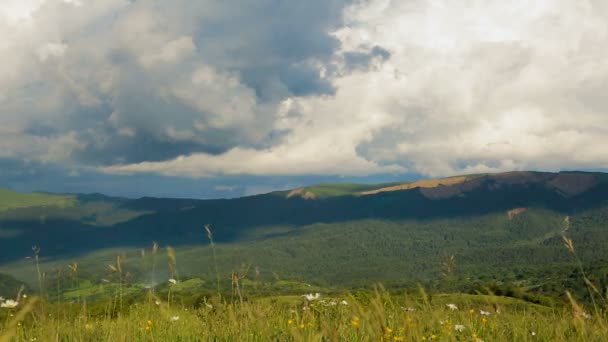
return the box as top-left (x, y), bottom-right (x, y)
top-left (0, 189), bottom-right (76, 212)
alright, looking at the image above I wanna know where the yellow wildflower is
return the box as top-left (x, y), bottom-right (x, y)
top-left (469, 309), bottom-right (475, 314)
top-left (288, 319), bottom-right (294, 325)
top-left (299, 323), bottom-right (305, 329)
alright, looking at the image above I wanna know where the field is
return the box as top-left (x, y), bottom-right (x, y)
top-left (1, 288), bottom-right (607, 341)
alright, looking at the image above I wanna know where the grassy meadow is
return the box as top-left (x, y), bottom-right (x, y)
top-left (1, 287), bottom-right (607, 341)
top-left (0, 235), bottom-right (607, 341)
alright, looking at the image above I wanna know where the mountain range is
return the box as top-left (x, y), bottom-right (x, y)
top-left (1, 171), bottom-right (607, 295)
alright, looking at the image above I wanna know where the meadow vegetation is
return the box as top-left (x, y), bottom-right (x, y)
top-left (0, 228), bottom-right (607, 341)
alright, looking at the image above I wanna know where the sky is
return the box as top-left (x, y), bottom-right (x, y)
top-left (1, 0), bottom-right (608, 199)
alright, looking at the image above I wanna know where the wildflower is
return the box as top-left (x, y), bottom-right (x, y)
top-left (288, 319), bottom-right (294, 325)
top-left (394, 336), bottom-right (404, 341)
top-left (85, 323), bottom-right (93, 330)
top-left (351, 316), bottom-right (360, 327)
top-left (480, 310), bottom-right (490, 316)
top-left (340, 300), bottom-right (348, 305)
top-left (582, 312), bottom-right (592, 319)
top-left (0, 297), bottom-right (3, 301)
top-left (431, 335), bottom-right (437, 340)
top-left (329, 300), bottom-right (337, 306)
top-left (299, 323), bottom-right (305, 329)
top-left (385, 326), bottom-right (393, 334)
top-left (454, 324), bottom-right (465, 332)
top-left (481, 317), bottom-right (487, 324)
top-left (170, 316), bottom-right (180, 322)
top-left (155, 300), bottom-right (161, 305)
top-left (22, 294), bottom-right (27, 299)
top-left (205, 303), bottom-right (213, 309)
top-left (446, 304), bottom-right (458, 311)
top-left (469, 309), bottom-right (475, 314)
top-left (168, 278), bottom-right (177, 284)
top-left (531, 331), bottom-right (536, 336)
top-left (1, 299), bottom-right (19, 308)
top-left (402, 306), bottom-right (415, 312)
top-left (302, 293), bottom-right (321, 301)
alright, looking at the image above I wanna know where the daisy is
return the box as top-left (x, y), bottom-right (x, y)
top-left (454, 324), bottom-right (465, 332)
top-left (302, 293), bottom-right (321, 301)
top-left (1, 299), bottom-right (19, 308)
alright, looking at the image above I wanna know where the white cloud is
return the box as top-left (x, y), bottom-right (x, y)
top-left (2, 0), bottom-right (608, 179)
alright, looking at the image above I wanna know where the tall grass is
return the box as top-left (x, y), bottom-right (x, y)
top-left (1, 288), bottom-right (607, 341)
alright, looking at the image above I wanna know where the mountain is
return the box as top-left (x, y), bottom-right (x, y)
top-left (1, 171), bottom-right (608, 295)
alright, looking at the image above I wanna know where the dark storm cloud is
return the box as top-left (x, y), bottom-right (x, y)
top-left (3, 0), bottom-right (353, 167)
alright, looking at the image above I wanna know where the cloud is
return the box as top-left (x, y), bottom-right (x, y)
top-left (0, 0), bottom-right (355, 166)
top-left (2, 0), bottom-right (608, 185)
top-left (344, 0), bottom-right (608, 176)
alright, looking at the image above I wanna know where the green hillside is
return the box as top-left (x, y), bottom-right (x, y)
top-left (0, 171), bottom-right (607, 306)
top-left (0, 189), bottom-right (76, 212)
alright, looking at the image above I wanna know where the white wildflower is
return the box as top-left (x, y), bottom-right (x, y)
top-left (340, 300), bottom-right (348, 305)
top-left (22, 294), bottom-right (27, 299)
top-left (582, 312), bottom-right (592, 319)
top-left (329, 300), bottom-right (337, 306)
top-left (531, 331), bottom-right (536, 336)
top-left (302, 293), bottom-right (321, 301)
top-left (155, 300), bottom-right (161, 306)
top-left (480, 310), bottom-right (490, 316)
top-left (454, 324), bottom-right (465, 332)
top-left (446, 303), bottom-right (458, 311)
top-left (1, 299), bottom-right (19, 308)
top-left (168, 278), bottom-right (177, 284)
top-left (170, 315), bottom-right (180, 321)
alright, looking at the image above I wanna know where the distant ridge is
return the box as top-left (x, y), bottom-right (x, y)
top-left (283, 171), bottom-right (606, 200)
